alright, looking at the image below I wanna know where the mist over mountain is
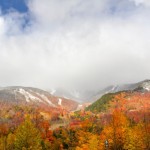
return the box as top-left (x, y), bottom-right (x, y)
top-left (48, 79), bottom-right (150, 102)
top-left (0, 0), bottom-right (150, 93)
top-left (0, 80), bottom-right (149, 105)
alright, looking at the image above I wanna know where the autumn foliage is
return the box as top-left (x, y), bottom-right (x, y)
top-left (0, 91), bottom-right (149, 149)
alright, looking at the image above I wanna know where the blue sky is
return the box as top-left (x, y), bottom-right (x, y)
top-left (0, 0), bottom-right (150, 93)
top-left (0, 0), bottom-right (28, 13)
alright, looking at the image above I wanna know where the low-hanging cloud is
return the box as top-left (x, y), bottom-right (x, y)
top-left (0, 0), bottom-right (150, 92)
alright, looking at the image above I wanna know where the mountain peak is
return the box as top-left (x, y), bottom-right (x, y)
top-left (134, 79), bottom-right (150, 92)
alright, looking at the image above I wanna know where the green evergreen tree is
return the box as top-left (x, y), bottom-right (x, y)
top-left (14, 117), bottom-right (42, 150)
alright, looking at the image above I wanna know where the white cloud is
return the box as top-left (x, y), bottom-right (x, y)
top-left (130, 0), bottom-right (150, 7)
top-left (0, 16), bottom-right (5, 35)
top-left (0, 0), bottom-right (150, 92)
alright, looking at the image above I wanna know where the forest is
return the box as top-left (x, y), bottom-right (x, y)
top-left (0, 0), bottom-right (150, 149)
top-left (0, 92), bottom-right (149, 150)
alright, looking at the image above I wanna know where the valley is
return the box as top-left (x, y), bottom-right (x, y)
top-left (0, 80), bottom-right (149, 149)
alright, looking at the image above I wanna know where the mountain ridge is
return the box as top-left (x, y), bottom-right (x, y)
top-left (0, 86), bottom-right (79, 111)
top-left (86, 79), bottom-right (150, 112)
top-left (0, 79), bottom-right (149, 109)
top-left (48, 79), bottom-right (150, 102)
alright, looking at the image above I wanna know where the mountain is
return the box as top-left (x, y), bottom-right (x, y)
top-left (49, 88), bottom-right (95, 102)
top-left (86, 80), bottom-right (150, 112)
top-left (48, 80), bottom-right (150, 102)
top-left (0, 86), bottom-right (79, 111)
top-left (90, 79), bottom-right (150, 102)
top-left (0, 80), bottom-right (149, 111)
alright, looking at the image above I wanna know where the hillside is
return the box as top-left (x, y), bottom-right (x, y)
top-left (0, 86), bottom-right (78, 111)
top-left (86, 92), bottom-right (117, 112)
top-left (0, 81), bottom-right (149, 149)
top-left (91, 79), bottom-right (150, 101)
top-left (48, 79), bottom-right (150, 102)
top-left (86, 80), bottom-right (150, 112)
top-left (86, 91), bottom-right (150, 113)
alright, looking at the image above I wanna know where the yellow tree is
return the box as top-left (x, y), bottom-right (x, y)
top-left (76, 130), bottom-right (100, 150)
top-left (6, 133), bottom-right (15, 150)
top-left (124, 124), bottom-right (145, 150)
top-left (99, 110), bottom-right (129, 150)
top-left (14, 117), bottom-right (42, 150)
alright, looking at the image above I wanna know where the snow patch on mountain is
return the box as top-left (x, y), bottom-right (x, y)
top-left (111, 86), bottom-right (117, 91)
top-left (141, 81), bottom-right (150, 91)
top-left (50, 89), bottom-right (56, 95)
top-left (144, 87), bottom-right (150, 91)
top-left (16, 88), bottom-right (56, 106)
top-left (35, 92), bottom-right (55, 106)
top-left (58, 98), bottom-right (62, 105)
top-left (77, 104), bottom-right (83, 110)
top-left (18, 88), bottom-right (42, 103)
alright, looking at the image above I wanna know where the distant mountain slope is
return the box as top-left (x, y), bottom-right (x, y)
top-left (49, 88), bottom-right (96, 102)
top-left (0, 86), bottom-right (78, 111)
top-left (91, 79), bottom-right (150, 101)
top-left (86, 80), bottom-right (150, 112)
top-left (49, 80), bottom-right (150, 102)
top-left (86, 93), bottom-right (116, 112)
